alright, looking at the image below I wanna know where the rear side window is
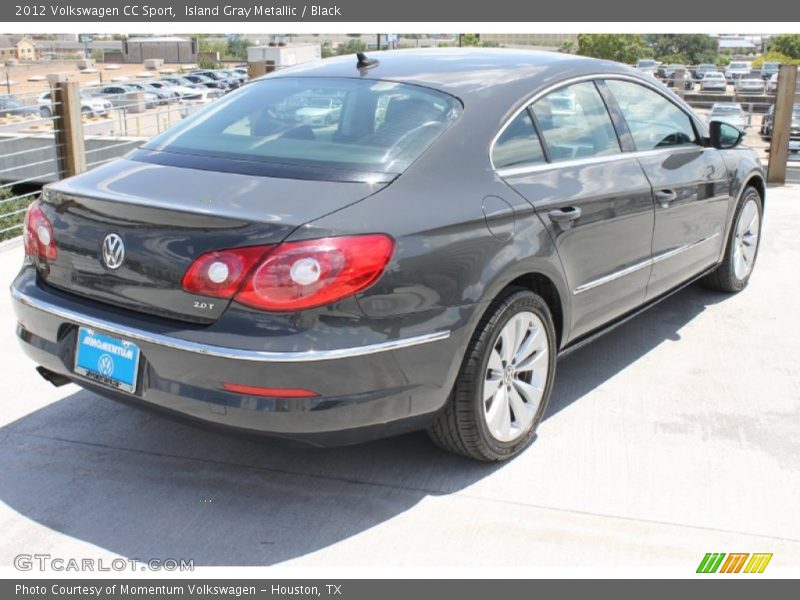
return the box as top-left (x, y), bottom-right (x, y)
top-left (492, 110), bottom-right (545, 169)
top-left (142, 77), bottom-right (462, 179)
top-left (531, 82), bottom-right (621, 162)
top-left (605, 79), bottom-right (699, 151)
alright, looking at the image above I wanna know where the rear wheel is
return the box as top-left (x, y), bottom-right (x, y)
top-left (428, 288), bottom-right (557, 461)
top-left (40, 106), bottom-right (52, 118)
top-left (701, 186), bottom-right (763, 293)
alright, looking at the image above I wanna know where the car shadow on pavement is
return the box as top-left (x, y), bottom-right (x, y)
top-left (0, 283), bottom-right (730, 566)
top-left (547, 283), bottom-right (730, 418)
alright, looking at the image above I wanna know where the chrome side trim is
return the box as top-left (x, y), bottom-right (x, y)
top-left (573, 256), bottom-right (653, 295)
top-left (10, 286), bottom-right (451, 363)
top-left (573, 232), bottom-right (721, 295)
top-left (490, 72), bottom-right (706, 174)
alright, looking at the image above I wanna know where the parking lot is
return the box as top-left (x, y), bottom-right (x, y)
top-left (0, 184), bottom-right (798, 571)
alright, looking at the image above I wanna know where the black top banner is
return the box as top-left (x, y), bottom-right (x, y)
top-left (3, 0), bottom-right (799, 22)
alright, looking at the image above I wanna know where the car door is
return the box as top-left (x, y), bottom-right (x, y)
top-left (603, 79), bottom-right (730, 300)
top-left (495, 80), bottom-right (656, 342)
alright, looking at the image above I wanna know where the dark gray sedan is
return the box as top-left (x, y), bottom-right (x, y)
top-left (11, 49), bottom-right (765, 461)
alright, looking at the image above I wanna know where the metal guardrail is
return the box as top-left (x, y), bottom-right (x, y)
top-left (0, 90), bottom-right (63, 241)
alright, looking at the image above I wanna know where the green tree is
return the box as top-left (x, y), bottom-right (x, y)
top-left (576, 34), bottom-right (648, 64)
top-left (337, 39), bottom-right (367, 56)
top-left (0, 187), bottom-right (30, 242)
top-left (460, 34), bottom-right (481, 47)
top-left (226, 35), bottom-right (251, 60)
top-left (644, 34), bottom-right (718, 65)
top-left (751, 51), bottom-right (800, 67)
top-left (766, 34), bottom-right (800, 59)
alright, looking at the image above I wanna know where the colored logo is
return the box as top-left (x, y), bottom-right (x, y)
top-left (697, 553), bottom-right (773, 573)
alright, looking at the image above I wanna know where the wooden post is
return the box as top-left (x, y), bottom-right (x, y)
top-left (767, 64), bottom-right (798, 185)
top-left (248, 60), bottom-right (267, 79)
top-left (52, 80), bottom-right (86, 178)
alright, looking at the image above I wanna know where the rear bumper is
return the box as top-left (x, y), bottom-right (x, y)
top-left (11, 277), bottom-right (466, 446)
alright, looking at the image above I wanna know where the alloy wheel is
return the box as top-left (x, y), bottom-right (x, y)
top-left (733, 198), bottom-right (760, 281)
top-left (482, 311), bottom-right (549, 443)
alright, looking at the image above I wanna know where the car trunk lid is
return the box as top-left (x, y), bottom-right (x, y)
top-left (39, 159), bottom-right (387, 323)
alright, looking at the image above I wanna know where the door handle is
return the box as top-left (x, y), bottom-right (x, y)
top-left (547, 206), bottom-right (582, 230)
top-left (655, 189), bottom-right (677, 207)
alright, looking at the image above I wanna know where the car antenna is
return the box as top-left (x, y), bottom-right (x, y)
top-left (356, 53), bottom-right (379, 70)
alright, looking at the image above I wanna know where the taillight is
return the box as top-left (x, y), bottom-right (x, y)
top-left (181, 234), bottom-right (394, 312)
top-left (235, 234), bottom-right (394, 312)
top-left (181, 246), bottom-right (270, 298)
top-left (23, 201), bottom-right (57, 260)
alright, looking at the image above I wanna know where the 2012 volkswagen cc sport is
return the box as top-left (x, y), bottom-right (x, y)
top-left (11, 50), bottom-right (765, 461)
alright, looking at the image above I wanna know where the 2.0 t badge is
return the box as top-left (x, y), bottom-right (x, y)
top-left (101, 233), bottom-right (125, 270)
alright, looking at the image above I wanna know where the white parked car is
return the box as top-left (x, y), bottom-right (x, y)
top-left (634, 59), bottom-right (659, 78)
top-left (767, 73), bottom-right (779, 93)
top-left (700, 72), bottom-right (728, 92)
top-left (708, 103), bottom-right (747, 129)
top-left (179, 88), bottom-right (224, 118)
top-left (150, 80), bottom-right (199, 100)
top-left (724, 61), bottom-right (752, 81)
top-left (735, 74), bottom-right (764, 94)
top-left (37, 91), bottom-right (113, 118)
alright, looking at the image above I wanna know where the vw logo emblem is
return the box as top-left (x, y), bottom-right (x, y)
top-left (97, 354), bottom-right (114, 376)
top-left (101, 233), bottom-right (125, 270)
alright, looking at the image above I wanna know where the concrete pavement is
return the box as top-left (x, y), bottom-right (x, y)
top-left (1, 186), bottom-right (799, 571)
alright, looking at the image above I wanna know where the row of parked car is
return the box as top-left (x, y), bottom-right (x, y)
top-left (636, 59), bottom-right (780, 81)
top-left (704, 101), bottom-right (800, 154)
top-left (31, 68), bottom-right (249, 118)
top-left (635, 59), bottom-right (793, 94)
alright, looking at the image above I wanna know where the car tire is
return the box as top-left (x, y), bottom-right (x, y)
top-left (701, 186), bottom-right (763, 293)
top-left (40, 106), bottom-right (52, 118)
top-left (428, 288), bottom-right (557, 462)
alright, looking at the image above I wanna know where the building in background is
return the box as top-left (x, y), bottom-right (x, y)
top-left (122, 36), bottom-right (198, 64)
top-left (0, 35), bottom-right (38, 62)
top-left (247, 44), bottom-right (321, 68)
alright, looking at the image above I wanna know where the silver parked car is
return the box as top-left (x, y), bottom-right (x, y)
top-left (701, 72), bottom-right (728, 92)
top-left (735, 74), bottom-right (765, 94)
top-left (708, 103), bottom-right (747, 129)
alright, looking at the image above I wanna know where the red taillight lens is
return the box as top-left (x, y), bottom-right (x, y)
top-left (23, 201), bottom-right (57, 260)
top-left (181, 246), bottom-right (271, 298)
top-left (234, 234), bottom-right (394, 312)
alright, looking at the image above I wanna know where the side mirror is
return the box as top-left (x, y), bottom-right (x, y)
top-left (709, 120), bottom-right (744, 149)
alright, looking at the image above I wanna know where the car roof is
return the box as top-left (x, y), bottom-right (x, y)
top-left (265, 48), bottom-right (638, 102)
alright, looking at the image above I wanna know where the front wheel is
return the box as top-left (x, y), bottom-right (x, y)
top-left (701, 186), bottom-right (763, 293)
top-left (428, 288), bottom-right (557, 461)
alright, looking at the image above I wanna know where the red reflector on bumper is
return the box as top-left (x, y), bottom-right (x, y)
top-left (221, 382), bottom-right (318, 398)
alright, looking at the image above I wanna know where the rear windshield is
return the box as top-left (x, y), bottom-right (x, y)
top-left (141, 77), bottom-right (462, 180)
